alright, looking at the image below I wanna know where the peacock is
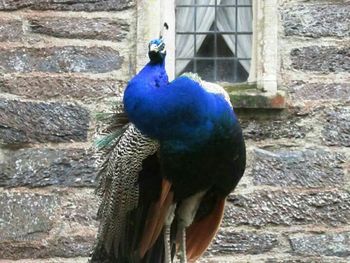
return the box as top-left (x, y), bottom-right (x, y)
top-left (90, 34), bottom-right (246, 263)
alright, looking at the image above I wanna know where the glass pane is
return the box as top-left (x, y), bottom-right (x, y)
top-left (237, 35), bottom-right (252, 58)
top-left (176, 60), bottom-right (193, 76)
top-left (238, 0), bottom-right (252, 5)
top-left (197, 59), bottom-right (214, 82)
top-left (217, 34), bottom-right (235, 57)
top-left (196, 7), bottom-right (215, 31)
top-left (219, 0), bottom-right (236, 4)
top-left (237, 7), bottom-right (253, 32)
top-left (196, 34), bottom-right (214, 57)
top-left (176, 0), bottom-right (195, 5)
top-left (176, 34), bottom-right (194, 58)
top-left (217, 7), bottom-right (236, 32)
top-left (196, 0), bottom-right (215, 5)
top-left (238, 59), bottom-right (251, 77)
top-left (236, 60), bottom-right (249, 82)
top-left (176, 8), bottom-right (195, 32)
top-left (217, 60), bottom-right (235, 82)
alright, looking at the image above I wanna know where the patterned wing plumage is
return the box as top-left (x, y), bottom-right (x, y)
top-left (91, 124), bottom-right (159, 262)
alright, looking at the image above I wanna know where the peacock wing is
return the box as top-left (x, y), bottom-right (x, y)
top-left (91, 124), bottom-right (163, 262)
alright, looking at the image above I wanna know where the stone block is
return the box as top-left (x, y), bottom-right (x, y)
top-left (291, 46), bottom-right (350, 73)
top-left (239, 113), bottom-right (311, 141)
top-left (0, 0), bottom-right (135, 11)
top-left (60, 190), bottom-right (99, 224)
top-left (321, 106), bottom-right (350, 147)
top-left (251, 148), bottom-right (346, 188)
top-left (224, 190), bottom-right (350, 227)
top-left (0, 189), bottom-right (99, 259)
top-left (0, 75), bottom-right (125, 100)
top-left (288, 81), bottom-right (350, 102)
top-left (0, 46), bottom-right (122, 73)
top-left (29, 17), bottom-right (130, 41)
top-left (0, 19), bottom-right (24, 42)
top-left (0, 148), bottom-right (97, 188)
top-left (282, 4), bottom-right (350, 38)
top-left (207, 230), bottom-right (278, 255)
top-left (48, 234), bottom-right (95, 258)
top-left (0, 99), bottom-right (90, 145)
top-left (264, 257), bottom-right (349, 263)
top-left (290, 232), bottom-right (350, 257)
top-left (0, 191), bottom-right (59, 241)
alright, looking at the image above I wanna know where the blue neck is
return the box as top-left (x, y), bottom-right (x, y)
top-left (123, 61), bottom-right (169, 137)
top-left (123, 60), bottom-right (237, 148)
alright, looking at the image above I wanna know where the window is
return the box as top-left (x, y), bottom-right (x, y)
top-left (136, 0), bottom-right (280, 97)
top-left (175, 0), bottom-right (253, 83)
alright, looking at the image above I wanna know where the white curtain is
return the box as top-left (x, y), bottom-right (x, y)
top-left (176, 0), bottom-right (252, 75)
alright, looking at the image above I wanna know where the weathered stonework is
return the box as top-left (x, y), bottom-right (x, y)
top-left (290, 232), bottom-right (350, 257)
top-left (0, 46), bottom-right (123, 73)
top-left (207, 230), bottom-right (278, 255)
top-left (60, 190), bottom-right (99, 224)
top-left (200, 256), bottom-right (350, 263)
top-left (288, 81), bottom-right (350, 102)
top-left (0, 189), bottom-right (99, 259)
top-left (264, 257), bottom-right (349, 263)
top-left (29, 17), bottom-right (130, 41)
top-left (0, 0), bottom-right (135, 11)
top-left (0, 99), bottom-right (90, 145)
top-left (0, 258), bottom-right (89, 263)
top-left (251, 148), bottom-right (346, 188)
top-left (0, 148), bottom-right (97, 188)
top-left (224, 190), bottom-right (350, 227)
top-left (0, 192), bottom-right (59, 241)
top-left (0, 19), bottom-right (24, 42)
top-left (282, 4), bottom-right (350, 38)
top-left (0, 75), bottom-right (125, 100)
top-left (321, 106), bottom-right (350, 147)
top-left (239, 112), bottom-right (311, 140)
top-left (291, 46), bottom-right (350, 73)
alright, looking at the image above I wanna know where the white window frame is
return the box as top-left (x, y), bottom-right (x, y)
top-left (136, 0), bottom-right (278, 94)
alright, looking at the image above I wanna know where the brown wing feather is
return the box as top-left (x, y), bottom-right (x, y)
top-left (186, 198), bottom-right (226, 262)
top-left (139, 179), bottom-right (173, 258)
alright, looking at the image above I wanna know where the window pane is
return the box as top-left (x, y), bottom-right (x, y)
top-left (219, 0), bottom-right (236, 4)
top-left (196, 7), bottom-right (215, 31)
top-left (217, 34), bottom-right (234, 57)
top-left (217, 60), bottom-right (235, 82)
top-left (197, 60), bottom-right (214, 82)
top-left (176, 34), bottom-right (194, 58)
top-left (196, 34), bottom-right (214, 57)
top-left (196, 0), bottom-right (214, 4)
top-left (217, 7), bottom-right (236, 32)
top-left (236, 60), bottom-right (249, 82)
top-left (237, 35), bottom-right (252, 58)
top-left (238, 59), bottom-right (250, 76)
top-left (237, 7), bottom-right (253, 32)
top-left (217, 60), bottom-right (249, 82)
top-left (238, 0), bottom-right (252, 5)
top-left (176, 0), bottom-right (194, 4)
top-left (176, 8), bottom-right (195, 32)
top-left (176, 60), bottom-right (193, 76)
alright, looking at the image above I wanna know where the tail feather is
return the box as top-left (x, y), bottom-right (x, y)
top-left (186, 198), bottom-right (226, 262)
top-left (139, 179), bottom-right (173, 257)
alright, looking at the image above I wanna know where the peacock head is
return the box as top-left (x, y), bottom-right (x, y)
top-left (148, 38), bottom-right (166, 63)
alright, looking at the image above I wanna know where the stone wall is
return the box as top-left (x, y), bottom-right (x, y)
top-left (0, 0), bottom-right (349, 263)
top-left (0, 0), bottom-right (136, 262)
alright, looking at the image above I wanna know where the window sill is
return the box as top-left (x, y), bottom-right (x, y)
top-left (222, 82), bottom-right (286, 109)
